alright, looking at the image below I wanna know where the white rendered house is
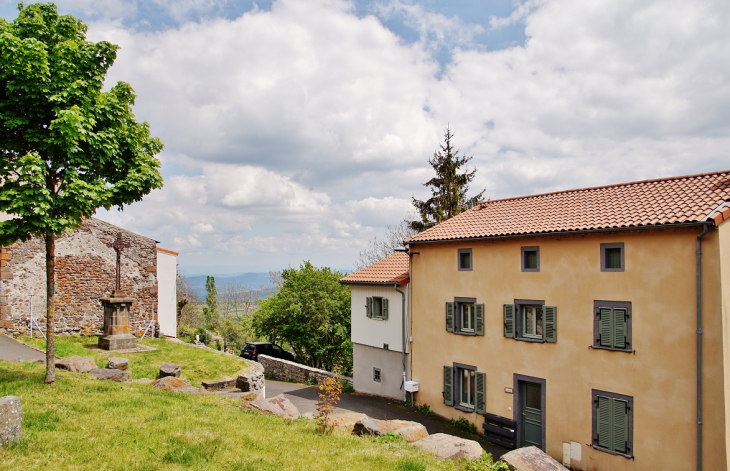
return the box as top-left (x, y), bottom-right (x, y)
top-left (340, 252), bottom-right (410, 400)
top-left (156, 247), bottom-right (178, 337)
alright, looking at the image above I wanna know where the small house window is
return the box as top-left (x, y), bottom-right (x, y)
top-left (365, 296), bottom-right (388, 320)
top-left (373, 368), bottom-right (381, 382)
top-left (459, 368), bottom-right (476, 409)
top-left (458, 248), bottom-right (473, 271)
top-left (521, 246), bottom-right (540, 272)
top-left (460, 302), bottom-right (475, 333)
top-left (592, 389), bottom-right (633, 458)
top-left (601, 243), bottom-right (625, 272)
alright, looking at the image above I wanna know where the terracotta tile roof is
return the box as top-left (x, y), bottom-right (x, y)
top-left (406, 170), bottom-right (730, 244)
top-left (340, 252), bottom-right (409, 286)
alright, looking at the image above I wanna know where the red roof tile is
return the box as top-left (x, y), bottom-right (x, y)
top-left (340, 252), bottom-right (409, 286)
top-left (406, 170), bottom-right (730, 244)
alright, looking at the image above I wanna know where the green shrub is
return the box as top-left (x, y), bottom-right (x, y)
top-left (417, 403), bottom-right (434, 415)
top-left (374, 432), bottom-right (404, 444)
top-left (457, 452), bottom-right (510, 471)
top-left (305, 377), bottom-right (318, 386)
top-left (448, 417), bottom-right (478, 434)
top-left (341, 381), bottom-right (355, 394)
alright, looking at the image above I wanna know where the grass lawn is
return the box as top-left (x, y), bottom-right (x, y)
top-left (17, 336), bottom-right (248, 386)
top-left (0, 361), bottom-right (477, 471)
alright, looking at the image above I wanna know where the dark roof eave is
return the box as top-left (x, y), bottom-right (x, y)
top-left (406, 221), bottom-right (715, 245)
top-left (339, 279), bottom-right (409, 287)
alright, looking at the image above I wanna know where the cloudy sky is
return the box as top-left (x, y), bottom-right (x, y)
top-left (2, 0), bottom-right (728, 275)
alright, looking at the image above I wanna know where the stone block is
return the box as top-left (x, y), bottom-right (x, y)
top-left (159, 362), bottom-right (181, 378)
top-left (89, 368), bottom-right (131, 382)
top-left (201, 378), bottom-right (236, 391)
top-left (353, 418), bottom-right (428, 443)
top-left (411, 433), bottom-right (483, 460)
top-left (236, 371), bottom-right (265, 392)
top-left (107, 357), bottom-right (128, 370)
top-left (152, 376), bottom-right (191, 390)
top-left (0, 396), bottom-right (22, 447)
top-left (55, 356), bottom-right (97, 373)
top-left (501, 446), bottom-right (568, 471)
top-left (247, 394), bottom-right (300, 419)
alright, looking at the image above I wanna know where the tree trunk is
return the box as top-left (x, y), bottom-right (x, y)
top-left (44, 232), bottom-right (55, 384)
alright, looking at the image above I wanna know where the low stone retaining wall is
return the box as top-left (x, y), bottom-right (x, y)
top-left (258, 355), bottom-right (353, 387)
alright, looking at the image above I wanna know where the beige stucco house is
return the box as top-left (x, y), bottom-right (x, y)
top-left (404, 170), bottom-right (730, 470)
top-left (340, 252), bottom-right (410, 400)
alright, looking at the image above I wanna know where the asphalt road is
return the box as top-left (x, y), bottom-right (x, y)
top-left (0, 333), bottom-right (46, 363)
top-left (267, 379), bottom-right (509, 458)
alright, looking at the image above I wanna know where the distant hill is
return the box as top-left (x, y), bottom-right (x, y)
top-left (186, 273), bottom-right (272, 300)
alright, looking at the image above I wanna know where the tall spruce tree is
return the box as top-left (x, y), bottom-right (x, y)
top-left (0, 3), bottom-right (163, 383)
top-left (409, 127), bottom-right (485, 232)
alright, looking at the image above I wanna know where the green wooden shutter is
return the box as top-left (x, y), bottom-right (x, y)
top-left (446, 302), bottom-right (455, 332)
top-left (613, 399), bottom-right (629, 454)
top-left (475, 371), bottom-right (486, 414)
top-left (503, 304), bottom-right (515, 338)
top-left (596, 395), bottom-right (611, 449)
top-left (544, 305), bottom-right (557, 343)
top-left (366, 297), bottom-right (372, 318)
top-left (599, 308), bottom-right (612, 347)
top-left (443, 366), bottom-right (454, 406)
top-left (382, 298), bottom-right (389, 321)
top-left (614, 308), bottom-right (627, 349)
top-left (475, 304), bottom-right (484, 336)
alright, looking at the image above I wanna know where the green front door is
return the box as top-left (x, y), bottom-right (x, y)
top-left (521, 381), bottom-right (544, 450)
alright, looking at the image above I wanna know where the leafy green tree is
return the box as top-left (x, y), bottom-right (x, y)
top-left (410, 126), bottom-right (485, 232)
top-left (0, 4), bottom-right (163, 383)
top-left (253, 262), bottom-right (352, 374)
top-left (202, 275), bottom-right (219, 333)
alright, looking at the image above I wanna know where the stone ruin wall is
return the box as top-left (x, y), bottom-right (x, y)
top-left (0, 218), bottom-right (158, 336)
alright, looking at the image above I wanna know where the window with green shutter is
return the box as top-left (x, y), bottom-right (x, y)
top-left (445, 363), bottom-right (485, 413)
top-left (593, 301), bottom-right (632, 351)
top-left (504, 300), bottom-right (556, 343)
top-left (592, 389), bottom-right (633, 457)
top-left (446, 298), bottom-right (484, 336)
top-left (366, 296), bottom-right (389, 321)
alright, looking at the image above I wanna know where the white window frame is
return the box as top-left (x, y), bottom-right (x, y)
top-left (522, 305), bottom-right (544, 340)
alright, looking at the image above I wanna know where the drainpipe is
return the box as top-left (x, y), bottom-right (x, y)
top-left (394, 282), bottom-right (407, 402)
top-left (696, 223), bottom-right (710, 471)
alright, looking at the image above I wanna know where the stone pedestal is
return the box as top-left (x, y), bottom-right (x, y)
top-left (98, 295), bottom-right (137, 350)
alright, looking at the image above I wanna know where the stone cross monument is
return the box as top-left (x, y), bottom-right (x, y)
top-left (99, 232), bottom-right (137, 350)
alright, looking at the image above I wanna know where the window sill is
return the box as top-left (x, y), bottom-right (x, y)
top-left (453, 331), bottom-right (477, 336)
top-left (590, 345), bottom-right (634, 353)
top-left (514, 337), bottom-right (545, 344)
top-left (591, 445), bottom-right (633, 459)
top-left (454, 405), bottom-right (475, 413)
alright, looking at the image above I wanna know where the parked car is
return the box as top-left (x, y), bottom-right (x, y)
top-left (240, 342), bottom-right (295, 362)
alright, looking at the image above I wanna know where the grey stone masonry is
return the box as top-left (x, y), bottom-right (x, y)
top-left (0, 396), bottom-right (22, 447)
top-left (258, 355), bottom-right (353, 387)
top-left (236, 361), bottom-right (265, 394)
top-left (0, 218), bottom-right (158, 336)
top-left (107, 357), bottom-right (129, 370)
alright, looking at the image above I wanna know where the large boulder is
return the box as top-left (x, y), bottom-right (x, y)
top-left (411, 433), bottom-right (483, 460)
top-left (152, 376), bottom-right (191, 390)
top-left (55, 356), bottom-right (97, 373)
top-left (158, 362), bottom-right (181, 378)
top-left (501, 446), bottom-right (568, 471)
top-left (89, 368), bottom-right (131, 382)
top-left (248, 394), bottom-right (299, 419)
top-left (0, 396), bottom-right (22, 447)
top-left (329, 412), bottom-right (369, 433)
top-left (107, 357), bottom-right (128, 370)
top-left (353, 418), bottom-right (428, 443)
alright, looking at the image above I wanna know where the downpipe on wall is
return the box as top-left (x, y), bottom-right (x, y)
top-left (394, 283), bottom-right (407, 402)
top-left (696, 223), bottom-right (710, 471)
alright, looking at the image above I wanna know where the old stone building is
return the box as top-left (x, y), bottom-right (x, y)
top-left (0, 218), bottom-right (167, 336)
